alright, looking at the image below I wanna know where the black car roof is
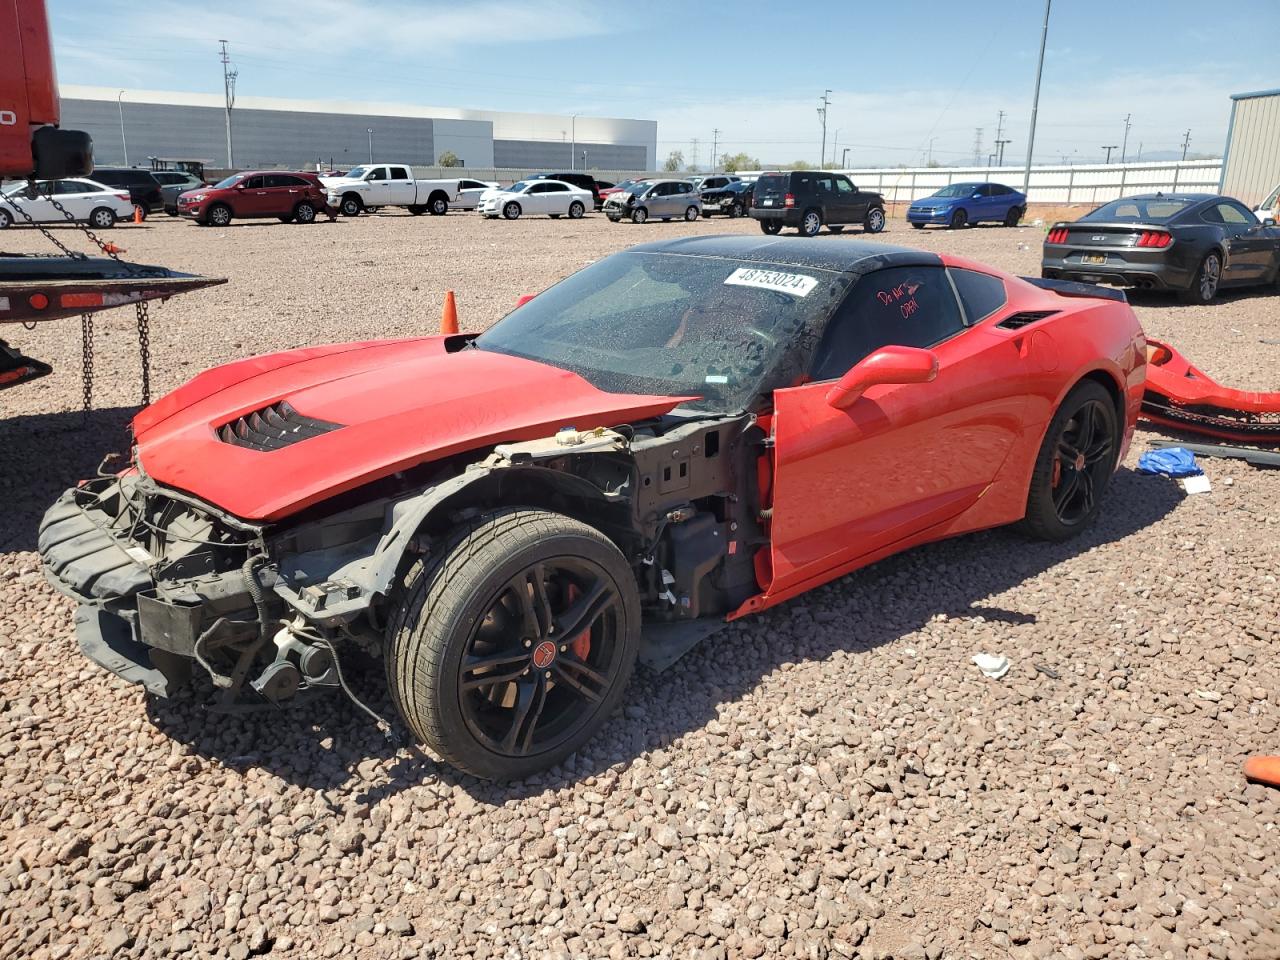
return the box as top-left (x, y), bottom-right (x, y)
top-left (627, 235), bottom-right (941, 274)
top-left (1114, 193), bottom-right (1217, 202)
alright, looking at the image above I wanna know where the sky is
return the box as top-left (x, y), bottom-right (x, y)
top-left (49, 0), bottom-right (1278, 168)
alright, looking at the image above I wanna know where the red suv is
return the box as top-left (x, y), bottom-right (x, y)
top-left (177, 171), bottom-right (330, 226)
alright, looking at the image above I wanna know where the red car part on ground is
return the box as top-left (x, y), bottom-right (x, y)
top-left (1142, 339), bottom-right (1280, 445)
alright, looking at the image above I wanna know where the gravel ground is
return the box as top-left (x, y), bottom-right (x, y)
top-left (2, 210), bottom-right (1278, 960)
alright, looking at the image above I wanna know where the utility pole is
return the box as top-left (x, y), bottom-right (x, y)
top-left (1021, 0), bottom-right (1051, 193)
top-left (367, 128), bottom-right (373, 164)
top-left (926, 137), bottom-right (937, 166)
top-left (1181, 129), bottom-right (1191, 160)
top-left (817, 90), bottom-right (831, 167)
top-left (710, 128), bottom-right (719, 172)
top-left (972, 127), bottom-right (984, 166)
top-left (993, 109), bottom-right (1008, 167)
top-left (1102, 144), bottom-right (1117, 163)
top-left (116, 90), bottom-right (128, 166)
top-left (995, 138), bottom-right (1011, 166)
top-left (841, 147), bottom-right (849, 168)
top-left (690, 138), bottom-right (699, 172)
top-left (219, 40), bottom-right (237, 168)
top-left (1120, 113), bottom-right (1132, 163)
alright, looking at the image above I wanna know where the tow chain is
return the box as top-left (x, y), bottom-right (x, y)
top-left (11, 184), bottom-right (155, 415)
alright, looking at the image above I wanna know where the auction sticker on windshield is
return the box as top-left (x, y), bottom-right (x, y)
top-left (724, 267), bottom-right (818, 297)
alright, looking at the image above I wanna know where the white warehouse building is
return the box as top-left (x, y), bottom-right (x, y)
top-left (59, 84), bottom-right (658, 173)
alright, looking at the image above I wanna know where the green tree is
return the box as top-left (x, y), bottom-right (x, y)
top-left (438, 150), bottom-right (461, 167)
top-left (719, 152), bottom-right (760, 174)
top-left (784, 160), bottom-right (812, 170)
top-left (662, 150), bottom-right (684, 172)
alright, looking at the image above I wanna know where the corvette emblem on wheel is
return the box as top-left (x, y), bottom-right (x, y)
top-left (531, 640), bottom-right (557, 670)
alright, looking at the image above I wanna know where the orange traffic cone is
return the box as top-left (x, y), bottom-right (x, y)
top-left (132, 205), bottom-right (143, 225)
top-left (1244, 756), bottom-right (1280, 788)
top-left (440, 290), bottom-right (459, 335)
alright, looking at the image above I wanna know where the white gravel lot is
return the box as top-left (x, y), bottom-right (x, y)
top-left (1, 210), bottom-right (1278, 960)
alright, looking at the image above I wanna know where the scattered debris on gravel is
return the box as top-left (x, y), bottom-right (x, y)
top-left (2, 212), bottom-right (1278, 959)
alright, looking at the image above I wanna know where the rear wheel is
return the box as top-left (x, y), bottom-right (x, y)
top-left (799, 209), bottom-right (822, 237)
top-left (0, 209), bottom-right (12, 229)
top-left (503, 201), bottom-right (522, 220)
top-left (88, 207), bottom-right (116, 229)
top-left (1005, 206), bottom-right (1024, 227)
top-left (207, 204), bottom-right (232, 227)
top-left (293, 201), bottom-right (317, 224)
top-left (950, 209), bottom-right (968, 229)
top-left (760, 219), bottom-right (782, 235)
top-left (568, 201), bottom-right (585, 219)
top-left (631, 207), bottom-right (648, 224)
top-left (864, 207), bottom-right (886, 233)
top-left (685, 205), bottom-right (699, 221)
top-left (428, 194), bottom-right (449, 216)
top-left (1020, 381), bottom-right (1119, 541)
top-left (386, 509), bottom-right (640, 781)
top-left (1180, 252), bottom-right (1221, 304)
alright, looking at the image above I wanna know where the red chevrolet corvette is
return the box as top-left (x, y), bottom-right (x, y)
top-left (40, 236), bottom-right (1145, 780)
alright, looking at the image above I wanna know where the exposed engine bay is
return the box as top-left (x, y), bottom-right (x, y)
top-left (40, 413), bottom-right (767, 711)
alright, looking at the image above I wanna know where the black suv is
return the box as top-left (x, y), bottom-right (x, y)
top-left (89, 168), bottom-right (165, 219)
top-left (529, 172), bottom-right (603, 209)
top-left (751, 170), bottom-right (886, 236)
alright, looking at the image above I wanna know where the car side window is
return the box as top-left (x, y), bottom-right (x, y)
top-left (1217, 201), bottom-right (1253, 225)
top-left (678, 182), bottom-right (692, 194)
top-left (242, 175), bottom-right (264, 189)
top-left (390, 167), bottom-right (410, 180)
top-left (366, 168), bottom-right (386, 181)
top-left (835, 177), bottom-right (855, 194)
top-left (546, 183), bottom-right (568, 192)
top-left (810, 266), bottom-right (965, 382)
top-left (263, 174), bottom-right (286, 188)
top-left (949, 268), bottom-right (1008, 324)
top-left (815, 174), bottom-right (835, 193)
top-left (528, 183), bottom-right (548, 194)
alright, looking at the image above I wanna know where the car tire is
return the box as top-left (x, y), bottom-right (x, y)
top-left (950, 209), bottom-right (968, 229)
top-left (607, 215), bottom-right (621, 223)
top-left (631, 207), bottom-right (648, 224)
top-left (428, 193), bottom-right (449, 216)
top-left (88, 207), bottom-right (116, 230)
top-left (701, 210), bottom-right (712, 219)
top-left (207, 204), bottom-right (232, 227)
top-left (293, 202), bottom-right (317, 224)
top-left (685, 206), bottom-right (699, 221)
top-left (408, 205), bottom-right (425, 216)
top-left (728, 203), bottom-right (742, 219)
top-left (1019, 380), bottom-right (1119, 542)
top-left (799, 209), bottom-right (823, 237)
top-left (503, 201), bottom-right (522, 220)
top-left (340, 195), bottom-right (363, 217)
top-left (760, 219), bottom-right (782, 235)
top-left (1004, 206), bottom-right (1024, 227)
top-left (385, 508), bottom-right (640, 782)
top-left (1179, 251), bottom-right (1222, 304)
top-left (911, 222), bottom-right (925, 230)
top-left (568, 201), bottom-right (585, 219)
top-left (166, 207), bottom-right (178, 217)
top-left (864, 207), bottom-right (886, 234)
top-left (0, 209), bottom-right (12, 229)
top-left (277, 215), bottom-right (294, 223)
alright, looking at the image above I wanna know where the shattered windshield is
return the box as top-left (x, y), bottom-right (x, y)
top-left (475, 251), bottom-right (849, 412)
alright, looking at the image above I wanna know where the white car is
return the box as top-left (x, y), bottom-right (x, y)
top-left (1255, 183), bottom-right (1280, 223)
top-left (452, 178), bottom-right (499, 211)
top-left (0, 178), bottom-right (134, 229)
top-left (478, 180), bottom-right (592, 220)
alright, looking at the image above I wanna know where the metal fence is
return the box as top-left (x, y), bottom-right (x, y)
top-left (735, 160), bottom-right (1224, 205)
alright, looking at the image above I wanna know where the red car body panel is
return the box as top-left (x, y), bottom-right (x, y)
top-left (176, 170), bottom-right (327, 223)
top-left (133, 336), bottom-right (688, 521)
top-left (1141, 338), bottom-right (1280, 444)
top-left (731, 255), bottom-right (1145, 620)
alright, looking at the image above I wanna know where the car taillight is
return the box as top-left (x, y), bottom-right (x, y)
top-left (1046, 227), bottom-right (1068, 244)
top-left (783, 193), bottom-right (795, 208)
top-left (1135, 231), bottom-right (1171, 248)
top-left (115, 193), bottom-right (130, 202)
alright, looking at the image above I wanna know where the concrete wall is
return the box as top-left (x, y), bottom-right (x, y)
top-left (1221, 90), bottom-right (1280, 208)
top-left (493, 139), bottom-right (648, 171)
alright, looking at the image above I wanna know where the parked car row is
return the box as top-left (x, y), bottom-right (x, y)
top-left (0, 178), bottom-right (134, 229)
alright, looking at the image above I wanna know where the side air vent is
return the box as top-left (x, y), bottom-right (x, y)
top-left (217, 400), bottom-right (343, 452)
top-left (998, 310), bottom-right (1058, 330)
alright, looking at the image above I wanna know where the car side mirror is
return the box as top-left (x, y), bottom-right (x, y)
top-left (1266, 218), bottom-right (1277, 227)
top-left (825, 345), bottom-right (939, 409)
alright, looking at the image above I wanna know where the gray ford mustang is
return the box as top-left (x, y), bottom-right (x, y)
top-left (1041, 193), bottom-right (1280, 304)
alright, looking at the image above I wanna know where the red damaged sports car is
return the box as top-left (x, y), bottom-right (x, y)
top-left (40, 237), bottom-right (1145, 780)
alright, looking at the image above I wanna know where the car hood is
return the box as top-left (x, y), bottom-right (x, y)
top-left (915, 197), bottom-right (955, 208)
top-left (132, 337), bottom-right (688, 522)
top-left (319, 177), bottom-right (363, 189)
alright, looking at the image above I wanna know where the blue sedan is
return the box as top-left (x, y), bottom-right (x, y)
top-left (906, 181), bottom-right (1026, 229)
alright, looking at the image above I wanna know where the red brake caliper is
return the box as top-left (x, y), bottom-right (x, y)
top-left (1051, 456), bottom-right (1062, 488)
top-left (564, 584), bottom-right (591, 660)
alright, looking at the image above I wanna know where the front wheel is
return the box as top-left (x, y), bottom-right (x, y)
top-left (1179, 252), bottom-right (1221, 304)
top-left (1004, 206), bottom-right (1024, 227)
top-left (630, 207), bottom-right (648, 224)
top-left (760, 219), bottom-right (782, 235)
top-left (386, 509), bottom-right (640, 781)
top-left (568, 201), bottom-right (585, 219)
top-left (503, 202), bottom-right (522, 220)
top-left (911, 222), bottom-right (925, 230)
top-left (89, 207), bottom-right (116, 230)
top-left (293, 202), bottom-right (317, 224)
top-left (340, 195), bottom-right (363, 217)
top-left (950, 209), bottom-right (967, 229)
top-left (1019, 381), bottom-right (1119, 542)
top-left (207, 204), bottom-right (232, 227)
top-left (728, 203), bottom-right (742, 219)
top-left (864, 207), bottom-right (886, 233)
top-left (685, 205), bottom-right (699, 221)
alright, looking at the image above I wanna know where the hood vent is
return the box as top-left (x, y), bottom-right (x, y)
top-left (217, 400), bottom-right (343, 452)
top-left (998, 310), bottom-right (1058, 330)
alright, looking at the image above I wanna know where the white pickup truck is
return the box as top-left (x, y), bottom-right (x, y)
top-left (321, 164), bottom-right (461, 217)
